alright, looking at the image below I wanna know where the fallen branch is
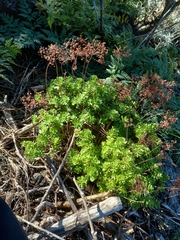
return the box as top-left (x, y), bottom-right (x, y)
top-left (48, 196), bottom-right (122, 236)
top-left (0, 122), bottom-right (39, 147)
top-left (56, 191), bottom-right (115, 210)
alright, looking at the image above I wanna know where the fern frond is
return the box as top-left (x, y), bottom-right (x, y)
top-left (0, 3), bottom-right (65, 49)
top-left (40, 29), bottom-right (61, 44)
top-left (4, 39), bottom-right (21, 57)
top-left (0, 39), bottom-right (21, 83)
top-left (0, 73), bottom-right (12, 83)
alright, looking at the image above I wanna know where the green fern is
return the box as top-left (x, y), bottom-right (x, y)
top-left (122, 46), bottom-right (176, 81)
top-left (41, 27), bottom-right (72, 45)
top-left (0, 0), bottom-right (63, 49)
top-left (0, 39), bottom-right (21, 83)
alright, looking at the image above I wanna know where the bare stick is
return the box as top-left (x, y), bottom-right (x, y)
top-left (47, 156), bottom-right (77, 212)
top-left (56, 191), bottom-right (115, 210)
top-left (0, 97), bottom-right (17, 129)
top-left (30, 133), bottom-right (75, 223)
top-left (73, 177), bottom-right (97, 240)
top-left (0, 122), bottom-right (40, 147)
top-left (12, 133), bottom-right (31, 224)
top-left (47, 157), bottom-right (93, 239)
top-left (17, 216), bottom-right (65, 240)
top-left (12, 66), bottom-right (38, 105)
top-left (35, 201), bottom-right (55, 211)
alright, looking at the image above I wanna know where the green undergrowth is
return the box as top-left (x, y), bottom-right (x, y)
top-left (22, 75), bottom-right (168, 209)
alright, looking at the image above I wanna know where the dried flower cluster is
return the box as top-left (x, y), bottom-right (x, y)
top-left (115, 82), bottom-right (132, 101)
top-left (39, 36), bottom-right (108, 78)
top-left (123, 118), bottom-right (133, 128)
top-left (112, 46), bottom-right (131, 58)
top-left (138, 73), bottom-right (175, 110)
top-left (161, 140), bottom-right (177, 151)
top-left (21, 91), bottom-right (47, 112)
top-left (39, 44), bottom-right (69, 67)
top-left (159, 114), bottom-right (177, 129)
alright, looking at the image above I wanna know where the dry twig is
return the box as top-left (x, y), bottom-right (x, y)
top-left (46, 156), bottom-right (77, 212)
top-left (73, 177), bottom-right (97, 240)
top-left (17, 216), bottom-right (65, 240)
top-left (30, 133), bottom-right (75, 223)
top-left (48, 197), bottom-right (122, 236)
